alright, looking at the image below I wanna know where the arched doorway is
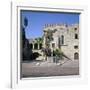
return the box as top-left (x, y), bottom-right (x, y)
top-left (40, 43), bottom-right (42, 49)
top-left (34, 43), bottom-right (38, 49)
top-left (74, 52), bottom-right (79, 60)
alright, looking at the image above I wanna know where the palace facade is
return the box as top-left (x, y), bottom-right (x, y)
top-left (43, 23), bottom-right (79, 60)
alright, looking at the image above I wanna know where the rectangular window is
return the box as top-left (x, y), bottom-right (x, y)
top-left (74, 45), bottom-right (78, 49)
top-left (61, 35), bottom-right (64, 44)
top-left (75, 34), bottom-right (78, 39)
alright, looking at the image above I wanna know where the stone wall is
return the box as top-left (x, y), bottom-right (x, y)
top-left (43, 24), bottom-right (79, 60)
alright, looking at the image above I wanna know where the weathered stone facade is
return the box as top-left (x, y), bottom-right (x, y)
top-left (43, 24), bottom-right (79, 60)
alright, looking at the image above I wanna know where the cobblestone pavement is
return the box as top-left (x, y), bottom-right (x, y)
top-left (21, 60), bottom-right (79, 77)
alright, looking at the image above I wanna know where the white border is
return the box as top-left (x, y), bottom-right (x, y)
top-left (11, 1), bottom-right (88, 89)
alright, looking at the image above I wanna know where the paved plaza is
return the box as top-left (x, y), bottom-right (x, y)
top-left (21, 60), bottom-right (79, 78)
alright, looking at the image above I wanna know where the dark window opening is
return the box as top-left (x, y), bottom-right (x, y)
top-left (74, 45), bottom-right (78, 49)
top-left (74, 28), bottom-right (77, 30)
top-left (74, 53), bottom-right (79, 60)
top-left (58, 37), bottom-right (60, 48)
top-left (61, 35), bottom-right (64, 44)
top-left (75, 34), bottom-right (78, 39)
top-left (40, 44), bottom-right (42, 49)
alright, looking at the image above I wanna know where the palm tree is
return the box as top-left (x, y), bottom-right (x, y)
top-left (22, 17), bottom-right (33, 61)
top-left (45, 29), bottom-right (57, 47)
top-left (42, 29), bottom-right (57, 60)
top-left (35, 37), bottom-right (43, 44)
top-left (24, 17), bottom-right (28, 27)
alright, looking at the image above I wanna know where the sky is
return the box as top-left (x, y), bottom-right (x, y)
top-left (21, 10), bottom-right (80, 39)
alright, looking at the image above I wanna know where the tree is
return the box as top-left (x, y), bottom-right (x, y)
top-left (24, 17), bottom-right (28, 27)
top-left (42, 47), bottom-right (51, 60)
top-left (42, 29), bottom-right (57, 60)
top-left (45, 29), bottom-right (57, 48)
top-left (35, 37), bottom-right (43, 44)
top-left (22, 17), bottom-right (33, 61)
top-left (53, 49), bottom-right (63, 60)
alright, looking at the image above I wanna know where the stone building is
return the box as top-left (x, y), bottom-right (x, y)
top-left (43, 23), bottom-right (79, 60)
top-left (28, 38), bottom-right (43, 60)
top-left (29, 39), bottom-right (42, 50)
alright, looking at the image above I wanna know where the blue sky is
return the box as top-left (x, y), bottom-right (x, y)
top-left (21, 10), bottom-right (80, 39)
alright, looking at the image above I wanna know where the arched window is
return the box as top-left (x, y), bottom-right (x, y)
top-left (61, 35), bottom-right (64, 45)
top-left (58, 37), bottom-right (60, 48)
top-left (74, 52), bottom-right (79, 60)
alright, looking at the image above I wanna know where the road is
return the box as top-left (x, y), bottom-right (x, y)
top-left (21, 60), bottom-right (79, 78)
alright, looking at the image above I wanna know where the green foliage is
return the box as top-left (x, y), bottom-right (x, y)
top-left (53, 49), bottom-right (63, 57)
top-left (35, 37), bottom-right (43, 44)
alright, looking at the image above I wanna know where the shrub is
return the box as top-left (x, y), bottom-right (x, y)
top-left (53, 49), bottom-right (63, 60)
